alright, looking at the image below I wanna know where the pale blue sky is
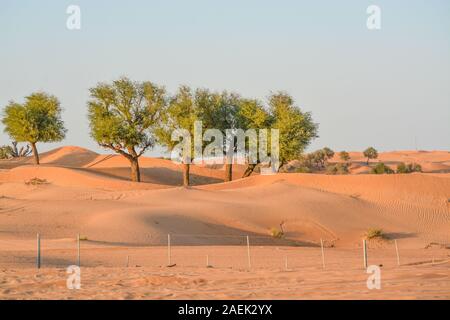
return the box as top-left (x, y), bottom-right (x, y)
top-left (1, 0), bottom-right (449, 155)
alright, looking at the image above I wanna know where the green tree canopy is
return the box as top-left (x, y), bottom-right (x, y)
top-left (156, 85), bottom-right (199, 186)
top-left (339, 151), bottom-right (351, 162)
top-left (157, 87), bottom-right (242, 185)
top-left (2, 92), bottom-right (66, 164)
top-left (322, 147), bottom-right (335, 160)
top-left (87, 77), bottom-right (166, 182)
top-left (307, 147), bottom-right (334, 169)
top-left (363, 147), bottom-right (378, 165)
top-left (198, 90), bottom-right (241, 182)
top-left (269, 92), bottom-right (319, 167)
top-left (157, 88), bottom-right (318, 183)
top-left (237, 98), bottom-right (271, 177)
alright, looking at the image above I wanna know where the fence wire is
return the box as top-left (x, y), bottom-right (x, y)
top-left (0, 234), bottom-right (448, 270)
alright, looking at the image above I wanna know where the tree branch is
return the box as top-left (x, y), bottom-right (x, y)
top-left (100, 143), bottom-right (132, 159)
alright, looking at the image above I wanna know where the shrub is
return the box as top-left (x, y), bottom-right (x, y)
top-left (326, 163), bottom-right (349, 175)
top-left (295, 166), bottom-right (312, 173)
top-left (396, 162), bottom-right (407, 173)
top-left (1, 142), bottom-right (33, 159)
top-left (410, 163), bottom-right (422, 173)
top-left (269, 227), bottom-right (284, 239)
top-left (365, 228), bottom-right (385, 239)
top-left (371, 163), bottom-right (394, 174)
top-left (0, 146), bottom-right (11, 159)
top-left (397, 162), bottom-right (422, 174)
top-left (25, 178), bottom-right (49, 185)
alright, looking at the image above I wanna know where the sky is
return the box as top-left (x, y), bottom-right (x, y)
top-left (1, 0), bottom-right (449, 156)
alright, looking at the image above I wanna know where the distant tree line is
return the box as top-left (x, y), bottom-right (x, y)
top-left (291, 146), bottom-right (422, 175)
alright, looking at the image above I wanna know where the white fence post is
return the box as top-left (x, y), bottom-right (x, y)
top-left (168, 234), bottom-right (172, 266)
top-left (36, 233), bottom-right (41, 269)
top-left (363, 239), bottom-right (368, 268)
top-left (320, 238), bottom-right (325, 269)
top-left (246, 236), bottom-right (251, 269)
top-left (394, 239), bottom-right (400, 266)
top-left (77, 234), bottom-right (81, 267)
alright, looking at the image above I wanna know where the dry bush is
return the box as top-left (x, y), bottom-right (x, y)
top-left (365, 228), bottom-right (385, 240)
top-left (269, 228), bottom-right (284, 239)
top-left (25, 178), bottom-right (49, 185)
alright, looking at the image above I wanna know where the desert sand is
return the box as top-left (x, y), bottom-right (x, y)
top-left (0, 146), bottom-right (449, 299)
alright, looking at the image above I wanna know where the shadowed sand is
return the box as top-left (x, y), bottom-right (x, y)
top-left (0, 146), bottom-right (449, 299)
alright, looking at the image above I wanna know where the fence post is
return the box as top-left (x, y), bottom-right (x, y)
top-left (36, 233), bottom-right (41, 269)
top-left (246, 236), bottom-right (251, 269)
top-left (77, 234), bottom-right (80, 267)
top-left (320, 238), bottom-right (325, 269)
top-left (394, 239), bottom-right (400, 266)
top-left (126, 255), bottom-right (130, 268)
top-left (167, 234), bottom-right (171, 266)
top-left (363, 239), bottom-right (368, 269)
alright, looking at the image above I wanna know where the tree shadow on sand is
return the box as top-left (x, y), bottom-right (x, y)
top-left (84, 166), bottom-right (223, 186)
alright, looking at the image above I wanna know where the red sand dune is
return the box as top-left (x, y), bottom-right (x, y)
top-left (0, 146), bottom-right (449, 247)
top-left (1, 146), bottom-right (450, 299)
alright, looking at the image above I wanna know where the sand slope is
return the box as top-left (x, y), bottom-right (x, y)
top-left (1, 146), bottom-right (449, 248)
top-left (1, 146), bottom-right (450, 300)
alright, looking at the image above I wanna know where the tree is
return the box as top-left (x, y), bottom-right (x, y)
top-left (2, 92), bottom-right (66, 164)
top-left (307, 148), bottom-right (334, 170)
top-left (239, 92), bottom-right (318, 176)
top-left (339, 151), bottom-right (350, 162)
top-left (268, 92), bottom-right (318, 170)
top-left (363, 147), bottom-right (378, 165)
top-left (217, 92), bottom-right (241, 182)
top-left (156, 85), bottom-right (198, 187)
top-left (322, 147), bottom-right (334, 160)
top-left (196, 89), bottom-right (241, 182)
top-left (309, 150), bottom-right (326, 169)
top-left (87, 77), bottom-right (166, 182)
top-left (237, 98), bottom-right (271, 178)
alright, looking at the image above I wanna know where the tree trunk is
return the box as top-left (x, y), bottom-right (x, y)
top-left (242, 163), bottom-right (256, 178)
top-left (224, 163), bottom-right (232, 182)
top-left (277, 161), bottom-right (285, 173)
top-left (129, 157), bottom-right (141, 182)
top-left (30, 142), bottom-right (39, 165)
top-left (183, 163), bottom-right (190, 187)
